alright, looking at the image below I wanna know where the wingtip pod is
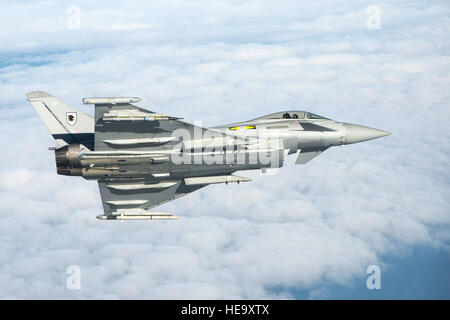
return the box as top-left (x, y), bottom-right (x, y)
top-left (25, 92), bottom-right (141, 105)
top-left (96, 211), bottom-right (180, 220)
top-left (82, 97), bottom-right (141, 105)
top-left (96, 215), bottom-right (180, 220)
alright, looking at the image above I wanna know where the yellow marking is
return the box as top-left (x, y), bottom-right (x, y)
top-left (229, 125), bottom-right (255, 131)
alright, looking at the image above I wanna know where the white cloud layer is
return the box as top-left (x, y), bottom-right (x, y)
top-left (0, 0), bottom-right (449, 298)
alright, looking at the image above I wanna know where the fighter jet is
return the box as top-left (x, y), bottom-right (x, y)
top-left (26, 91), bottom-right (390, 220)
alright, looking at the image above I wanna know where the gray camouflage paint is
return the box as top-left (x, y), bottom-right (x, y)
top-left (27, 92), bottom-right (390, 220)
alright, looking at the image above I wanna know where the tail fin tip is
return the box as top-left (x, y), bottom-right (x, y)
top-left (26, 91), bottom-right (53, 101)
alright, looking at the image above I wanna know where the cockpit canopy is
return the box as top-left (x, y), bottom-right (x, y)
top-left (252, 111), bottom-right (329, 121)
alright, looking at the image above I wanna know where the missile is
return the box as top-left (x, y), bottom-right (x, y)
top-left (78, 153), bottom-right (170, 165)
top-left (101, 109), bottom-right (181, 121)
top-left (106, 181), bottom-right (177, 190)
top-left (103, 137), bottom-right (177, 146)
top-left (184, 175), bottom-right (251, 186)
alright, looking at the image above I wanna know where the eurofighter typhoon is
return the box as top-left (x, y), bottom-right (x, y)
top-left (27, 91), bottom-right (390, 220)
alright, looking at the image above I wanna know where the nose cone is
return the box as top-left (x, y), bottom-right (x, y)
top-left (344, 123), bottom-right (391, 144)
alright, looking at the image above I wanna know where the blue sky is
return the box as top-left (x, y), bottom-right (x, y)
top-left (0, 0), bottom-right (449, 299)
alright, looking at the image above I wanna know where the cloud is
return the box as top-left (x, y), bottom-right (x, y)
top-left (0, 0), bottom-right (449, 299)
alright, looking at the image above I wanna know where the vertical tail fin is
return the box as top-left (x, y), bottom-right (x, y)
top-left (26, 91), bottom-right (94, 149)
